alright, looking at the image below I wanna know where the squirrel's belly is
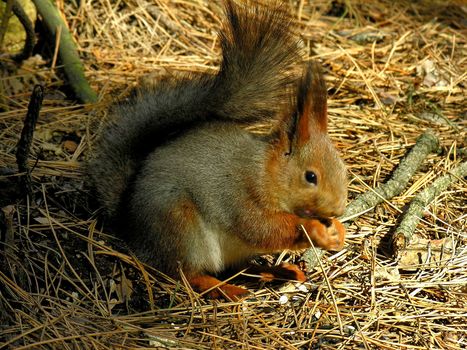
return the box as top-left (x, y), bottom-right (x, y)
top-left (185, 221), bottom-right (257, 274)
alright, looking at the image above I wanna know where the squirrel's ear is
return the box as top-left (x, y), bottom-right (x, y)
top-left (269, 62), bottom-right (327, 155)
top-left (291, 61), bottom-right (328, 148)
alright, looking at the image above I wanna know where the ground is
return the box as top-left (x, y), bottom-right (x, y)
top-left (0, 0), bottom-right (466, 349)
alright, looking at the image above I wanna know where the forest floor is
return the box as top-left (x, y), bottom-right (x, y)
top-left (0, 0), bottom-right (466, 349)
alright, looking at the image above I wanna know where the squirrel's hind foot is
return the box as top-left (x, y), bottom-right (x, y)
top-left (188, 274), bottom-right (250, 300)
top-left (246, 263), bottom-right (306, 282)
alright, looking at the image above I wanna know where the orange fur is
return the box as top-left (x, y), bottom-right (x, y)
top-left (301, 218), bottom-right (345, 251)
top-left (307, 63), bottom-right (328, 133)
top-left (247, 263), bottom-right (306, 282)
top-left (169, 198), bottom-right (198, 226)
top-left (91, 1), bottom-right (347, 301)
top-left (188, 275), bottom-right (249, 300)
top-left (295, 62), bottom-right (328, 146)
top-left (188, 263), bottom-right (308, 300)
top-left (296, 106), bottom-right (311, 147)
top-left (235, 198), bottom-right (344, 252)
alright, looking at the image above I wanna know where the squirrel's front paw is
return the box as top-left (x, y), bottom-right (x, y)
top-left (301, 218), bottom-right (345, 251)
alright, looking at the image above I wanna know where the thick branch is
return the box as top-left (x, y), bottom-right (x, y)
top-left (32, 0), bottom-right (97, 103)
top-left (0, 0), bottom-right (14, 49)
top-left (0, 0), bottom-right (35, 61)
top-left (10, 0), bottom-right (36, 61)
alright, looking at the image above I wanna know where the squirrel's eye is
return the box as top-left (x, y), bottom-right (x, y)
top-left (305, 171), bottom-right (317, 185)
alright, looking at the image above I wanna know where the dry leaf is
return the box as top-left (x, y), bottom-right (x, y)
top-left (397, 236), bottom-right (456, 271)
top-left (63, 140), bottom-right (78, 153)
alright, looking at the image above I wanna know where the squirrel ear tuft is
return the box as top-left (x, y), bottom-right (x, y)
top-left (269, 61), bottom-right (328, 155)
top-left (293, 61), bottom-right (328, 146)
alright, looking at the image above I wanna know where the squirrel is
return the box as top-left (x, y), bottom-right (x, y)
top-left (88, 0), bottom-right (347, 299)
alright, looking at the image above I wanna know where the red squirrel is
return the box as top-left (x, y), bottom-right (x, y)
top-left (89, 0), bottom-right (347, 299)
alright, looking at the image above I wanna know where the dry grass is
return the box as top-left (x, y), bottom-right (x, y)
top-left (0, 0), bottom-right (466, 349)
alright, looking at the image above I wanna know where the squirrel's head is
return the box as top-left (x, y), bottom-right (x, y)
top-left (265, 61), bottom-right (347, 219)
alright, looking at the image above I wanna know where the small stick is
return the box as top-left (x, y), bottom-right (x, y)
top-left (15, 85), bottom-right (44, 200)
top-left (342, 131), bottom-right (439, 221)
top-left (392, 161), bottom-right (467, 257)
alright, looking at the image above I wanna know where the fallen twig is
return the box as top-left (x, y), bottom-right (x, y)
top-left (392, 160), bottom-right (467, 258)
top-left (15, 85), bottom-right (43, 200)
top-left (342, 131), bottom-right (440, 221)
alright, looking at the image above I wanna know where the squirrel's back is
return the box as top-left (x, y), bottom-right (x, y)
top-left (89, 0), bottom-right (302, 218)
top-left (125, 123), bottom-right (266, 274)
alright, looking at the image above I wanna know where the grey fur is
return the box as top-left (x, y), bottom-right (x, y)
top-left (88, 0), bottom-right (301, 217)
top-left (126, 124), bottom-right (268, 276)
top-left (88, 0), bottom-right (347, 278)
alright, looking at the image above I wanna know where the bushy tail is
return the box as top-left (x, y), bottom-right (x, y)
top-left (213, 0), bottom-right (301, 120)
top-left (89, 0), bottom-right (302, 217)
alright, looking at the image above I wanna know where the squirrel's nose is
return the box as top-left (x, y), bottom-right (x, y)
top-left (331, 187), bottom-right (347, 218)
top-left (333, 203), bottom-right (346, 217)
top-left (321, 197), bottom-right (346, 218)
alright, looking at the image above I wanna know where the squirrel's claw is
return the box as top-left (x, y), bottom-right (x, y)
top-left (301, 218), bottom-right (346, 251)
